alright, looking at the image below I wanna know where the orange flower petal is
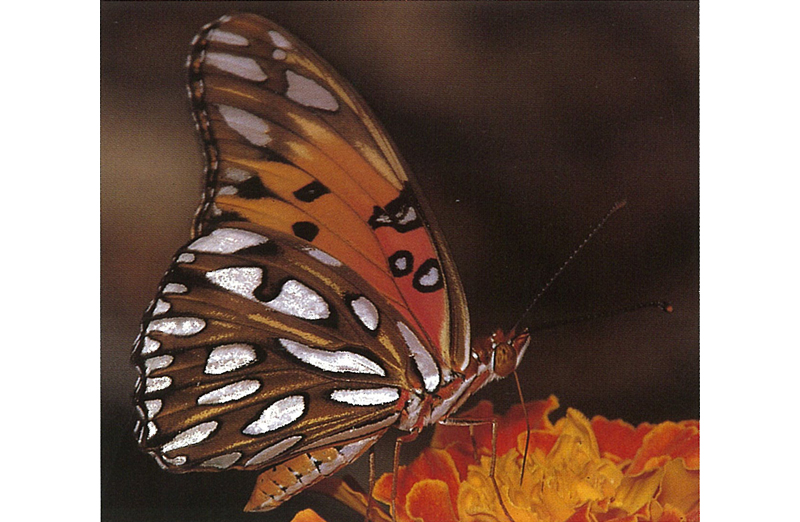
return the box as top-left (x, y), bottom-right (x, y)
top-left (374, 447), bottom-right (462, 521)
top-left (406, 479), bottom-right (459, 522)
top-left (592, 417), bottom-right (654, 463)
top-left (628, 422), bottom-right (699, 475)
top-left (289, 508), bottom-right (328, 522)
top-left (431, 401), bottom-right (495, 451)
top-left (442, 440), bottom-right (479, 479)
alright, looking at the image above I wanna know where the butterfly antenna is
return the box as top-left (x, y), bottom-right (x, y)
top-left (527, 300), bottom-right (673, 334)
top-left (511, 200), bottom-right (627, 334)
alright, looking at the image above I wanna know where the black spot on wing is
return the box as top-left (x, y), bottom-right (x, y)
top-left (235, 176), bottom-right (278, 200)
top-left (368, 188), bottom-right (422, 233)
top-left (237, 240), bottom-right (280, 258)
top-left (412, 258), bottom-right (443, 293)
top-left (293, 181), bottom-right (330, 203)
top-left (388, 250), bottom-right (414, 277)
top-left (292, 222), bottom-right (319, 242)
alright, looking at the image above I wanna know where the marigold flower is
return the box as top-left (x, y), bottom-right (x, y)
top-left (286, 397), bottom-right (699, 522)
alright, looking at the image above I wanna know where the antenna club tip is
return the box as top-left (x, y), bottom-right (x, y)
top-left (613, 199), bottom-right (628, 211)
top-left (661, 302), bottom-right (674, 313)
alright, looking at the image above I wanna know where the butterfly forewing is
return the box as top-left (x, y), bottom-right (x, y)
top-left (187, 14), bottom-right (469, 368)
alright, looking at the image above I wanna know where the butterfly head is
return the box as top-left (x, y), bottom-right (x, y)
top-left (474, 328), bottom-right (531, 379)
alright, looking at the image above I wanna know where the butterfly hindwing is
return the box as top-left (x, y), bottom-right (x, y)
top-left (133, 227), bottom-right (426, 471)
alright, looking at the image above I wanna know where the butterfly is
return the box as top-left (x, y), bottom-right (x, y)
top-left (131, 13), bottom-right (531, 513)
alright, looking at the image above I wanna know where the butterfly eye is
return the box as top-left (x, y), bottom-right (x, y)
top-left (492, 342), bottom-right (518, 378)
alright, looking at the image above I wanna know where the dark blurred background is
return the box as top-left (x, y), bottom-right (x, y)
top-left (101, 2), bottom-right (698, 520)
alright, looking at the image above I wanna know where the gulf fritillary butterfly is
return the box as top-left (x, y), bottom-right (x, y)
top-left (131, 13), bottom-right (532, 513)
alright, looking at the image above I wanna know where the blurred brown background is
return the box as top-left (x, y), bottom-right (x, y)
top-left (101, 2), bottom-right (698, 520)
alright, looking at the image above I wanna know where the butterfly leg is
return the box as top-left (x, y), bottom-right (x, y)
top-left (468, 424), bottom-right (479, 462)
top-left (438, 416), bottom-right (517, 522)
top-left (365, 449), bottom-right (376, 522)
top-left (387, 431), bottom-right (422, 522)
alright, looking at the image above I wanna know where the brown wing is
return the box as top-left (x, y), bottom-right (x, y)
top-left (132, 227), bottom-right (418, 471)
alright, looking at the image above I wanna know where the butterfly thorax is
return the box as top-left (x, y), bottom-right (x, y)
top-left (399, 329), bottom-right (531, 432)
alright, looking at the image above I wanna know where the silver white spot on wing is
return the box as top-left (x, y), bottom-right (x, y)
top-left (144, 399), bottom-right (162, 419)
top-left (161, 421), bottom-right (219, 453)
top-left (398, 206), bottom-right (417, 225)
top-left (244, 435), bottom-right (302, 468)
top-left (350, 296), bottom-right (379, 331)
top-left (162, 283), bottom-right (188, 294)
top-left (304, 247), bottom-right (342, 267)
top-left (397, 322), bottom-right (440, 392)
top-left (205, 344), bottom-right (258, 374)
top-left (140, 336), bottom-right (160, 355)
top-left (279, 339), bottom-right (385, 376)
top-left (151, 299), bottom-right (171, 316)
top-left (143, 355), bottom-right (173, 376)
top-left (206, 266), bottom-right (262, 299)
top-left (146, 421), bottom-right (158, 439)
top-left (209, 203), bottom-right (223, 217)
top-left (272, 49), bottom-right (287, 60)
top-left (207, 29), bottom-right (249, 46)
top-left (205, 269), bottom-right (329, 320)
top-left (265, 280), bottom-right (330, 320)
top-left (205, 52), bottom-right (267, 81)
top-left (197, 379), bottom-right (261, 405)
top-left (176, 252), bottom-right (195, 264)
top-left (147, 317), bottom-right (206, 337)
top-left (330, 387), bottom-right (400, 406)
top-left (222, 167), bottom-right (253, 183)
top-left (200, 452), bottom-right (242, 469)
top-left (217, 104), bottom-right (272, 146)
top-left (217, 185), bottom-right (238, 196)
top-left (162, 455), bottom-right (187, 466)
top-left (417, 264), bottom-right (440, 288)
top-left (268, 30), bottom-right (293, 50)
top-left (188, 227), bottom-right (269, 254)
top-left (145, 376), bottom-right (172, 394)
top-left (242, 395), bottom-right (305, 435)
top-left (394, 257), bottom-right (407, 271)
top-left (285, 70), bottom-right (339, 111)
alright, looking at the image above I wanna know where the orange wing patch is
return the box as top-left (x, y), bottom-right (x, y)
top-left (190, 13), bottom-right (462, 369)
